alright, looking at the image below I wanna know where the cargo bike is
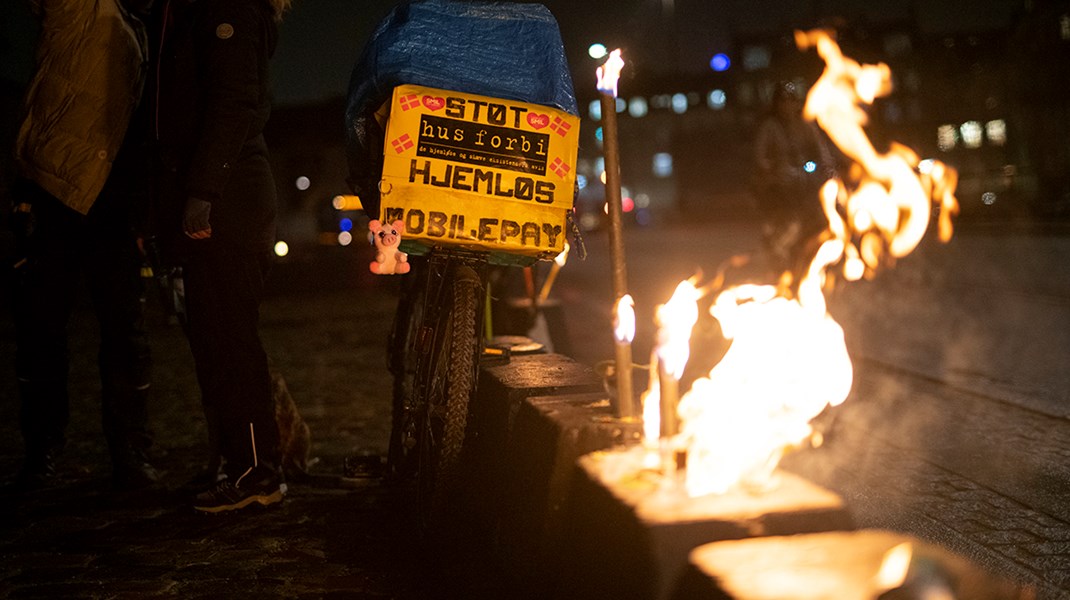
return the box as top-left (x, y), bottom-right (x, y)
top-left (344, 0), bottom-right (581, 530)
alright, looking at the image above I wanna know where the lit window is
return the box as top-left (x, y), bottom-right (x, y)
top-left (918, 159), bottom-right (935, 174)
top-left (652, 153), bottom-right (673, 177)
top-left (882, 33), bottom-right (912, 57)
top-left (274, 241), bottom-right (289, 257)
top-left (986, 119), bottom-right (1007, 146)
top-left (707, 89), bottom-right (727, 110)
top-left (615, 97), bottom-right (626, 113)
top-left (651, 94), bottom-right (672, 109)
top-left (635, 193), bottom-right (651, 208)
top-left (337, 231), bottom-right (353, 246)
top-left (937, 125), bottom-right (957, 152)
top-left (594, 157), bottom-right (605, 178)
top-left (671, 93), bottom-right (688, 114)
top-left (960, 121), bottom-right (983, 149)
top-left (576, 174), bottom-right (588, 190)
top-left (588, 43), bottom-right (608, 59)
top-left (742, 46), bottom-right (770, 71)
top-left (628, 97), bottom-right (649, 118)
top-left (594, 127), bottom-right (604, 142)
top-left (295, 176), bottom-right (310, 191)
top-left (982, 192), bottom-right (997, 205)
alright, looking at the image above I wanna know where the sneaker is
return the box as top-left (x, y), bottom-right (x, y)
top-left (192, 468), bottom-right (283, 513)
top-left (113, 461), bottom-right (161, 491)
top-left (12, 451), bottom-right (58, 490)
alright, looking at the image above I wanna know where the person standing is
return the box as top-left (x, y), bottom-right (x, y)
top-left (153, 0), bottom-right (290, 512)
top-left (753, 81), bottom-right (836, 274)
top-left (9, 0), bottom-right (158, 491)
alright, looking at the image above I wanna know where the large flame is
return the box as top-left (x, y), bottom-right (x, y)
top-left (663, 30), bottom-right (958, 497)
top-left (797, 29), bottom-right (959, 279)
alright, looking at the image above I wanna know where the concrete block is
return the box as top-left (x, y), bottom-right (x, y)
top-left (463, 355), bottom-right (607, 536)
top-left (672, 529), bottom-right (1027, 600)
top-left (496, 392), bottom-right (643, 590)
top-left (555, 451), bottom-right (854, 600)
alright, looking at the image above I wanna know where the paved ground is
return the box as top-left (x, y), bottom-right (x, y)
top-left (0, 247), bottom-right (508, 599)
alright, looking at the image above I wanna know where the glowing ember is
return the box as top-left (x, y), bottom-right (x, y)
top-left (596, 49), bottom-right (625, 97)
top-left (661, 30), bottom-right (958, 497)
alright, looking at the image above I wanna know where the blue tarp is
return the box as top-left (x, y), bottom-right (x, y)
top-left (343, 0), bottom-right (578, 213)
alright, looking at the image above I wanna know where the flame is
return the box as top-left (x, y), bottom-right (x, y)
top-left (876, 542), bottom-right (913, 590)
top-left (596, 49), bottom-right (625, 97)
top-left (555, 240), bottom-right (571, 268)
top-left (655, 280), bottom-right (701, 378)
top-left (796, 29), bottom-right (959, 278)
top-left (613, 294), bottom-right (635, 344)
top-left (662, 31), bottom-right (957, 497)
top-left (678, 277), bottom-right (853, 496)
top-left (641, 280), bottom-right (700, 447)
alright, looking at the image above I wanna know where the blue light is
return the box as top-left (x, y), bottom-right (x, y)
top-left (710, 53), bottom-right (731, 72)
top-left (339, 217), bottom-right (353, 232)
top-left (595, 127), bottom-right (604, 142)
top-left (803, 161), bottom-right (817, 174)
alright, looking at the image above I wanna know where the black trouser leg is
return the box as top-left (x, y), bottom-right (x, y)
top-left (12, 184), bottom-right (80, 460)
top-left (85, 206), bottom-right (153, 469)
top-left (183, 248), bottom-right (278, 479)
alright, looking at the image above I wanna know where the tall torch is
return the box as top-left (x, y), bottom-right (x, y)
top-left (597, 50), bottom-right (634, 419)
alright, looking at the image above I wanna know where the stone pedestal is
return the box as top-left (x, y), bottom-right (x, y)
top-left (556, 450), bottom-right (854, 600)
top-left (673, 529), bottom-right (1026, 600)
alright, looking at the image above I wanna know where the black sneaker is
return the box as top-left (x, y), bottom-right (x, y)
top-left (192, 468), bottom-right (283, 513)
top-left (13, 451), bottom-right (58, 490)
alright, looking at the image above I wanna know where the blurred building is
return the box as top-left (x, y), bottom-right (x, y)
top-left (256, 0), bottom-right (1070, 246)
top-left (569, 0), bottom-right (1070, 230)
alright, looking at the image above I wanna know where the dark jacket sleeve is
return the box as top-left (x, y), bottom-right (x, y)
top-left (183, 0), bottom-right (269, 202)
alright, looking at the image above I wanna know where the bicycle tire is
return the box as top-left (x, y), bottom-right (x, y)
top-left (417, 263), bottom-right (482, 528)
top-left (386, 262), bottom-right (426, 482)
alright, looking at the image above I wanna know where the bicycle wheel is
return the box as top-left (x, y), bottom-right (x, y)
top-left (416, 263), bottom-right (482, 527)
top-left (386, 261), bottom-right (426, 482)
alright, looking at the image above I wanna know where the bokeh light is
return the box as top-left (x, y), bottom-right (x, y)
top-left (710, 53), bottom-right (731, 72)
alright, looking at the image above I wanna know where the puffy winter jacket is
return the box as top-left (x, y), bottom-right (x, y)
top-left (13, 0), bottom-right (149, 215)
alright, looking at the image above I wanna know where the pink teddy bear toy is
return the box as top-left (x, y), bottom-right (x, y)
top-left (369, 219), bottom-right (410, 275)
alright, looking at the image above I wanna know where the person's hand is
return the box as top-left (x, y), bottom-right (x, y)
top-left (183, 197), bottom-right (212, 239)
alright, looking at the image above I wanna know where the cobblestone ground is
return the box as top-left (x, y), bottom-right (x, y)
top-left (782, 362), bottom-right (1070, 600)
top-left (0, 249), bottom-right (507, 599)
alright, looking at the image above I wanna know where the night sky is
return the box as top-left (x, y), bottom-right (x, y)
top-left (269, 0), bottom-right (1023, 106)
top-left (0, 0), bottom-right (1025, 106)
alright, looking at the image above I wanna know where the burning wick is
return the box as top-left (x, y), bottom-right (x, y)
top-left (537, 241), bottom-right (570, 305)
top-left (596, 49), bottom-right (624, 96)
top-left (651, 280), bottom-right (700, 472)
top-left (612, 294), bottom-right (636, 418)
top-left (596, 49), bottom-right (634, 420)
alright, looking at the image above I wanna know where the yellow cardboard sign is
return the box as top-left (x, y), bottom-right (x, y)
top-left (379, 84), bottom-right (579, 259)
